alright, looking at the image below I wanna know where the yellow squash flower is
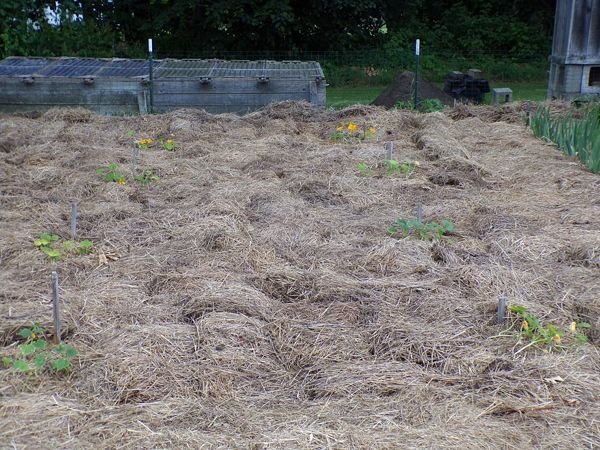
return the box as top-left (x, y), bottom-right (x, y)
top-left (117, 178), bottom-right (127, 185)
top-left (553, 334), bottom-right (561, 344)
top-left (569, 321), bottom-right (577, 332)
top-left (347, 123), bottom-right (358, 133)
top-left (522, 321), bottom-right (529, 331)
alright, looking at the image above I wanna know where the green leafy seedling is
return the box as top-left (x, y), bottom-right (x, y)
top-left (78, 240), bottom-right (94, 255)
top-left (382, 159), bottom-right (416, 176)
top-left (507, 305), bottom-right (592, 349)
top-left (389, 218), bottom-right (454, 241)
top-left (34, 233), bottom-right (59, 248)
top-left (135, 168), bottom-right (160, 185)
top-left (96, 163), bottom-right (126, 183)
top-left (161, 138), bottom-right (177, 151)
top-left (357, 162), bottom-right (373, 176)
top-left (2, 323), bottom-right (79, 374)
top-left (34, 234), bottom-right (93, 261)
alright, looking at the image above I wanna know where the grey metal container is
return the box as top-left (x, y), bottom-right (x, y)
top-left (0, 57), bottom-right (326, 115)
top-left (548, 0), bottom-right (600, 100)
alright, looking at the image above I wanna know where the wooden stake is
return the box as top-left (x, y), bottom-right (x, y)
top-left (52, 271), bottom-right (61, 344)
top-left (70, 202), bottom-right (78, 240)
top-left (416, 202), bottom-right (424, 221)
top-left (385, 142), bottom-right (393, 160)
top-left (497, 295), bottom-right (506, 324)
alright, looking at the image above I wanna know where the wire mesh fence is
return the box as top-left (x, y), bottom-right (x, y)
top-left (154, 47), bottom-right (549, 85)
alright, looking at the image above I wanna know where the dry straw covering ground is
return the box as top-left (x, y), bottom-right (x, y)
top-left (1, 102), bottom-right (599, 449)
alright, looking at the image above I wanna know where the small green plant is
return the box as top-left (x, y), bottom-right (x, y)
top-left (357, 162), bottom-right (374, 176)
top-left (96, 163), bottom-right (126, 184)
top-left (34, 234), bottom-right (94, 261)
top-left (34, 233), bottom-right (61, 261)
top-left (160, 138), bottom-right (177, 151)
top-left (420, 99), bottom-right (445, 113)
top-left (508, 305), bottom-right (591, 349)
top-left (395, 100), bottom-right (415, 110)
top-left (382, 159), bottom-right (417, 176)
top-left (388, 218), bottom-right (455, 240)
top-left (2, 323), bottom-right (78, 373)
top-left (126, 130), bottom-right (155, 149)
top-left (77, 239), bottom-right (94, 255)
top-left (395, 99), bottom-right (445, 113)
top-left (331, 122), bottom-right (376, 141)
top-left (134, 168), bottom-right (160, 185)
top-left (137, 138), bottom-right (154, 149)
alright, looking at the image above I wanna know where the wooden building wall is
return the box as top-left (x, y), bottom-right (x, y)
top-left (548, 0), bottom-right (600, 99)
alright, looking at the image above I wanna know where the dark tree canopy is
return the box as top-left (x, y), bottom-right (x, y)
top-left (0, 0), bottom-right (556, 59)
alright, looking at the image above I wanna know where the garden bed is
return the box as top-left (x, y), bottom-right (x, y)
top-left (1, 102), bottom-right (599, 448)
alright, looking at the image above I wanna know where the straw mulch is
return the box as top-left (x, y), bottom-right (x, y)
top-left (1, 101), bottom-right (599, 448)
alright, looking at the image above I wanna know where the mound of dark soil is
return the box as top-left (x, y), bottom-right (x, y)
top-left (372, 71), bottom-right (454, 108)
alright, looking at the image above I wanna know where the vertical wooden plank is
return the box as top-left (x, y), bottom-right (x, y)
top-left (70, 202), bottom-right (78, 240)
top-left (52, 271), bottom-right (61, 344)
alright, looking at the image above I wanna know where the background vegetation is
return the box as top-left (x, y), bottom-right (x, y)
top-left (1, 0), bottom-right (555, 85)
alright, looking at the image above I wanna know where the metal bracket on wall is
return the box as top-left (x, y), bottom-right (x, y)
top-left (315, 76), bottom-right (324, 83)
top-left (82, 78), bottom-right (95, 85)
top-left (200, 77), bottom-right (212, 84)
top-left (22, 76), bottom-right (35, 85)
top-left (257, 76), bottom-right (270, 83)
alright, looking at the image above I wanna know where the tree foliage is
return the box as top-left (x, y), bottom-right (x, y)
top-left (0, 0), bottom-right (556, 59)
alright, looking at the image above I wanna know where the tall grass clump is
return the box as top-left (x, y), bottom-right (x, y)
top-left (530, 104), bottom-right (600, 173)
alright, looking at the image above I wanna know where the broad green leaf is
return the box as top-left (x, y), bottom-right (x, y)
top-left (577, 322), bottom-right (591, 329)
top-left (33, 340), bottom-right (47, 350)
top-left (79, 240), bottom-right (93, 249)
top-left (63, 345), bottom-right (78, 358)
top-left (33, 353), bottom-right (47, 369)
top-left (18, 328), bottom-right (33, 338)
top-left (41, 248), bottom-right (61, 261)
top-left (2, 356), bottom-right (13, 367)
top-left (509, 305), bottom-right (526, 314)
top-left (52, 358), bottom-right (71, 371)
top-left (34, 239), bottom-right (49, 247)
top-left (13, 359), bottom-right (30, 372)
top-left (441, 220), bottom-right (455, 233)
top-left (19, 343), bottom-right (36, 356)
top-left (32, 323), bottom-right (44, 334)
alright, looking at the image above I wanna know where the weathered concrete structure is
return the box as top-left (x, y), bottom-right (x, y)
top-left (0, 57), bottom-right (326, 115)
top-left (548, 0), bottom-right (600, 100)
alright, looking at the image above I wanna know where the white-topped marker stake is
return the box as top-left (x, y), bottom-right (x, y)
top-left (148, 38), bottom-right (154, 113)
top-left (414, 39), bottom-right (420, 109)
